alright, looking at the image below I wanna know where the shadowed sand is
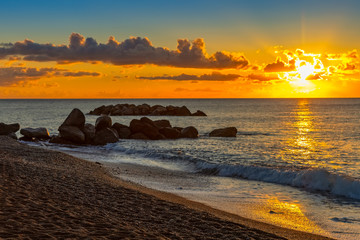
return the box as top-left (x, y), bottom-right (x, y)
top-left (0, 136), bottom-right (332, 239)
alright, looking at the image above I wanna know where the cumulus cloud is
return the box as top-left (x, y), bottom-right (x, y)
top-left (137, 71), bottom-right (241, 81)
top-left (264, 57), bottom-right (295, 72)
top-left (0, 67), bottom-right (100, 86)
top-left (0, 33), bottom-right (248, 69)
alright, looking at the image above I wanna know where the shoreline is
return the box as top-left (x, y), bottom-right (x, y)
top-left (1, 136), bottom-right (332, 239)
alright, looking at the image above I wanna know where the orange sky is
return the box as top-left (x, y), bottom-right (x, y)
top-left (1, 35), bottom-right (359, 98)
top-left (1, 1), bottom-right (360, 98)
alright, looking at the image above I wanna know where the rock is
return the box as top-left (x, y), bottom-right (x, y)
top-left (159, 127), bottom-right (181, 139)
top-left (19, 136), bottom-right (37, 142)
top-left (60, 108), bottom-right (85, 128)
top-left (7, 132), bottom-right (18, 140)
top-left (191, 110), bottom-right (207, 116)
top-left (20, 127), bottom-right (50, 139)
top-left (95, 115), bottom-right (112, 131)
top-left (89, 105), bottom-right (106, 115)
top-left (93, 128), bottom-right (119, 145)
top-left (141, 123), bottom-right (160, 140)
top-left (140, 117), bottom-right (156, 127)
top-left (59, 125), bottom-right (85, 144)
top-left (174, 127), bottom-right (183, 132)
top-left (130, 132), bottom-right (149, 140)
top-left (82, 123), bottom-right (96, 143)
top-left (151, 106), bottom-right (167, 115)
top-left (153, 120), bottom-right (171, 129)
top-left (0, 123), bottom-right (20, 135)
top-left (49, 135), bottom-right (73, 145)
top-left (129, 119), bottom-right (144, 133)
top-left (209, 127), bottom-right (237, 137)
top-left (180, 126), bottom-right (198, 138)
top-left (175, 106), bottom-right (191, 116)
top-left (112, 123), bottom-right (131, 139)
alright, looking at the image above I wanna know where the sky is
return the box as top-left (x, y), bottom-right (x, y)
top-left (1, 0), bottom-right (360, 98)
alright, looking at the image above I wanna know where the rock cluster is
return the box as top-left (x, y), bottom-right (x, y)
top-left (88, 104), bottom-right (207, 116)
top-left (0, 122), bottom-right (20, 139)
top-left (50, 108), bottom-right (199, 145)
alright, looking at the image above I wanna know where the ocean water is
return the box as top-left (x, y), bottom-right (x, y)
top-left (1, 98), bottom-right (359, 239)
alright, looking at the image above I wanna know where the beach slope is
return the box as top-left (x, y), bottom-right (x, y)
top-left (0, 136), bottom-right (331, 239)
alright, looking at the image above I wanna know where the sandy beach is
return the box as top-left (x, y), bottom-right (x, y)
top-left (0, 136), bottom-right (332, 239)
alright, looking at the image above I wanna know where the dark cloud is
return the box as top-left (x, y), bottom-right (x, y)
top-left (0, 33), bottom-right (248, 69)
top-left (264, 57), bottom-right (295, 72)
top-left (137, 71), bottom-right (241, 81)
top-left (0, 67), bottom-right (100, 86)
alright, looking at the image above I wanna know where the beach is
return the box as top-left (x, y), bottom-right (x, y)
top-left (0, 136), bottom-right (332, 239)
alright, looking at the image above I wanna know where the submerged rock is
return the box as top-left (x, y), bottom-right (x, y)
top-left (209, 127), bottom-right (237, 137)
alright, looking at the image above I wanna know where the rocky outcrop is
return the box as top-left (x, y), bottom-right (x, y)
top-left (209, 127), bottom-right (237, 137)
top-left (88, 103), bottom-right (206, 117)
top-left (0, 123), bottom-right (20, 136)
top-left (20, 127), bottom-right (50, 140)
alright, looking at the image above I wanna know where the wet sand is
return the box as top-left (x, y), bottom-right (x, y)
top-left (0, 136), bottom-right (332, 239)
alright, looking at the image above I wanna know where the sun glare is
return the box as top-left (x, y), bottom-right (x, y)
top-left (278, 50), bottom-right (330, 94)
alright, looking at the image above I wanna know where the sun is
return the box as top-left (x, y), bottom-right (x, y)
top-left (278, 50), bottom-right (328, 93)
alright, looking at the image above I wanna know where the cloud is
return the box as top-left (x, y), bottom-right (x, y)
top-left (0, 67), bottom-right (101, 86)
top-left (0, 33), bottom-right (248, 69)
top-left (264, 57), bottom-right (295, 72)
top-left (174, 87), bottom-right (221, 93)
top-left (247, 74), bottom-right (279, 82)
top-left (137, 71), bottom-right (241, 81)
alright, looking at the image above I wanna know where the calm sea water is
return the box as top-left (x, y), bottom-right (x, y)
top-left (1, 98), bottom-right (359, 239)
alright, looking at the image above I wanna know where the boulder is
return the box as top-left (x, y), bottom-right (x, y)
top-left (175, 106), bottom-right (191, 116)
top-left (112, 123), bottom-right (131, 139)
top-left (141, 123), bottom-right (160, 140)
top-left (130, 132), bottom-right (149, 140)
top-left (151, 106), bottom-right (167, 115)
top-left (159, 127), bottom-right (181, 139)
top-left (59, 125), bottom-right (85, 144)
top-left (191, 110), bottom-right (207, 116)
top-left (93, 128), bottom-right (119, 145)
top-left (140, 117), bottom-right (156, 127)
top-left (95, 115), bottom-right (112, 131)
top-left (153, 120), bottom-right (171, 129)
top-left (20, 127), bottom-right (50, 139)
top-left (209, 127), bottom-right (237, 137)
top-left (82, 123), bottom-right (96, 143)
top-left (180, 126), bottom-right (198, 138)
top-left (129, 119), bottom-right (144, 133)
top-left (60, 108), bottom-right (85, 128)
top-left (89, 105), bottom-right (106, 115)
top-left (0, 123), bottom-right (20, 135)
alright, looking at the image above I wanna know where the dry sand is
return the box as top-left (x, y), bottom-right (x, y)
top-left (0, 136), bottom-right (332, 239)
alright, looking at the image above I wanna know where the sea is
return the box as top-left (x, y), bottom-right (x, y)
top-left (1, 98), bottom-right (359, 239)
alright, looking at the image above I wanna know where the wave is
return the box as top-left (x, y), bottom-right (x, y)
top-left (196, 162), bottom-right (360, 200)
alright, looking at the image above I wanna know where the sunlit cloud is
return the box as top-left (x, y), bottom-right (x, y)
top-left (0, 33), bottom-right (249, 69)
top-left (137, 72), bottom-right (241, 81)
